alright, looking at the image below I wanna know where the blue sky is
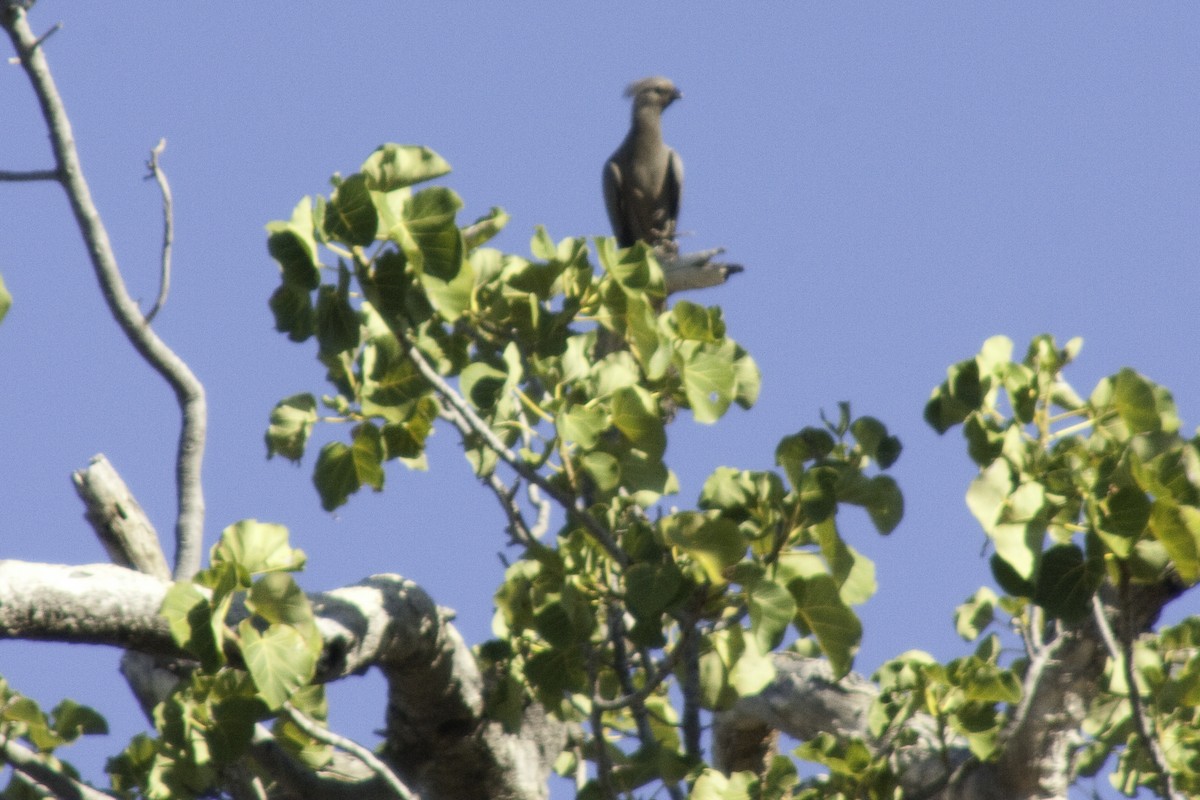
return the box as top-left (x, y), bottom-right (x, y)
top-left (1, 4), bottom-right (1198, 796)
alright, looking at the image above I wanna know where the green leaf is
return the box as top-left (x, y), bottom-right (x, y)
top-left (625, 563), bottom-right (686, 619)
top-left (955, 587), bottom-right (998, 641)
top-left (265, 393), bottom-right (318, 461)
top-left (663, 513), bottom-right (744, 585)
top-left (814, 518), bottom-right (877, 605)
top-left (266, 199), bottom-right (319, 290)
top-left (161, 582), bottom-right (223, 671)
top-left (925, 357), bottom-right (984, 434)
top-left (671, 301), bottom-right (724, 343)
top-left (1033, 544), bottom-right (1100, 622)
top-left (788, 573), bottom-right (861, 678)
top-left (746, 577), bottom-right (795, 653)
top-left (611, 386), bottom-right (665, 459)
top-left (238, 621), bottom-right (317, 711)
top-left (775, 428), bottom-right (834, 490)
top-left (989, 553), bottom-right (1033, 597)
top-left (966, 459), bottom-right (1012, 533)
top-left (246, 573), bottom-right (315, 628)
top-left (324, 173), bottom-right (378, 246)
top-left (0, 272), bottom-right (11, 324)
top-left (312, 424), bottom-right (386, 511)
top-left (1100, 486), bottom-right (1152, 536)
top-left (691, 768), bottom-right (755, 800)
top-left (728, 627), bottom-right (777, 696)
top-left (1111, 368), bottom-right (1164, 435)
top-left (314, 282), bottom-right (360, 357)
top-left (463, 206), bottom-right (509, 250)
top-left (1148, 500), bottom-right (1200, 583)
top-left (50, 699), bottom-right (108, 741)
top-left (860, 475), bottom-right (904, 534)
top-left (212, 520), bottom-right (305, 575)
top-left (460, 362), bottom-right (508, 411)
top-left (732, 346), bottom-right (761, 409)
top-left (413, 228), bottom-right (471, 318)
top-left (581, 451), bottom-right (620, 492)
top-left (678, 342), bottom-right (736, 424)
top-left (268, 282), bottom-right (315, 342)
top-left (360, 144), bottom-right (451, 191)
top-left (558, 405), bottom-right (608, 450)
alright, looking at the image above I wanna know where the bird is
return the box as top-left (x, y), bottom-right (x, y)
top-left (603, 76), bottom-right (684, 254)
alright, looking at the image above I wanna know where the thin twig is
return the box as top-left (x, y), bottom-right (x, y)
top-left (526, 482), bottom-right (552, 539)
top-left (586, 646), bottom-right (615, 798)
top-left (605, 598), bottom-right (686, 800)
top-left (3, 6), bottom-right (207, 580)
top-left (0, 167), bottom-right (59, 181)
top-left (29, 19), bottom-right (61, 51)
top-left (680, 622), bottom-right (702, 760)
top-left (486, 472), bottom-right (537, 548)
top-left (281, 704), bottom-right (417, 800)
top-left (143, 138), bottom-right (172, 324)
top-left (590, 642), bottom-right (683, 712)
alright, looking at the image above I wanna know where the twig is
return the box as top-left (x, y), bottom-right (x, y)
top-left (680, 622), bottom-right (702, 760)
top-left (486, 472), bottom-right (537, 548)
top-left (526, 482), bottom-right (552, 539)
top-left (143, 138), bottom-right (173, 324)
top-left (605, 600), bottom-right (686, 800)
top-left (0, 167), bottom-right (59, 181)
top-left (0, 733), bottom-right (116, 800)
top-left (3, 5), bottom-right (207, 580)
top-left (282, 704), bottom-right (418, 800)
top-left (586, 646), bottom-right (615, 798)
top-left (590, 642), bottom-right (683, 712)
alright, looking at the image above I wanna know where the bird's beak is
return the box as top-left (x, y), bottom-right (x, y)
top-left (673, 88), bottom-right (683, 101)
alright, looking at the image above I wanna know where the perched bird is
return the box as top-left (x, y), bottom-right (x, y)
top-left (603, 76), bottom-right (684, 253)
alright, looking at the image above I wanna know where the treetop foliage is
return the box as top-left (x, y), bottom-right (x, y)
top-left (2, 137), bottom-right (1197, 800)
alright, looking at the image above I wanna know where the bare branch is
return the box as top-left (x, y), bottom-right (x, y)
top-left (0, 733), bottom-right (115, 800)
top-left (72, 454), bottom-right (171, 580)
top-left (283, 704), bottom-right (417, 800)
top-left (2, 5), bottom-right (207, 580)
top-left (0, 167), bottom-right (59, 181)
top-left (143, 138), bottom-right (173, 324)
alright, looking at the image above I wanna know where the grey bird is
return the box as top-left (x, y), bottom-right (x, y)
top-left (603, 76), bottom-right (684, 252)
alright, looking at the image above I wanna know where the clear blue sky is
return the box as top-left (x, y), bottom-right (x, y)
top-left (1, 4), bottom-right (1197, 797)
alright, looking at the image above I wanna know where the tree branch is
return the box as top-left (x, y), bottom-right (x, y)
top-left (0, 733), bottom-right (115, 800)
top-left (72, 454), bottom-right (171, 580)
top-left (143, 138), bottom-right (173, 324)
top-left (0, 167), bottom-right (59, 181)
top-left (2, 5), bottom-right (207, 581)
top-left (0, 560), bottom-right (565, 800)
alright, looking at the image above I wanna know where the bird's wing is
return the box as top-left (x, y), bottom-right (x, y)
top-left (664, 147), bottom-right (684, 234)
top-left (602, 157), bottom-right (632, 246)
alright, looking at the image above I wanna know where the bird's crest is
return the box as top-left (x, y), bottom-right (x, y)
top-left (624, 75), bottom-right (678, 99)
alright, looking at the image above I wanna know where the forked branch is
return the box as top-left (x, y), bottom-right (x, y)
top-left (2, 4), bottom-right (207, 579)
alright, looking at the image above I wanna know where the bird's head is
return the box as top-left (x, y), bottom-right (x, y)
top-left (624, 76), bottom-right (682, 112)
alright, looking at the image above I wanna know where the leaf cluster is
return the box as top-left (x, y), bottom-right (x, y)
top-left (262, 146), bottom-right (905, 795)
top-left (107, 521), bottom-right (327, 800)
top-left (0, 678), bottom-right (107, 797)
top-left (927, 335), bottom-right (1199, 619)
